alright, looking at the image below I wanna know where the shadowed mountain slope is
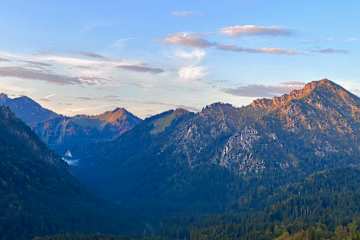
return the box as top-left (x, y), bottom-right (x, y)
top-left (0, 106), bottom-right (137, 240)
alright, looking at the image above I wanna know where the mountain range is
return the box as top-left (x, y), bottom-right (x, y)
top-left (72, 79), bottom-right (360, 214)
top-left (1, 79), bottom-right (360, 239)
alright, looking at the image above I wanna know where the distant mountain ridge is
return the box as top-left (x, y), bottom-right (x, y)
top-left (34, 107), bottom-right (142, 156)
top-left (0, 93), bottom-right (142, 158)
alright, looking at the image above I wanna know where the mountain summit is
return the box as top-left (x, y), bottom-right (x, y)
top-left (252, 79), bottom-right (360, 133)
top-left (98, 107), bottom-right (130, 123)
top-left (96, 107), bottom-right (142, 134)
top-left (252, 79), bottom-right (359, 109)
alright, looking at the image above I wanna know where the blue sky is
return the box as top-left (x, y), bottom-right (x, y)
top-left (0, 1), bottom-right (359, 117)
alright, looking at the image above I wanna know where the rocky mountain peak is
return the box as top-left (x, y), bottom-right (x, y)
top-left (96, 107), bottom-right (142, 126)
top-left (98, 107), bottom-right (129, 124)
top-left (251, 79), bottom-right (358, 110)
top-left (287, 79), bottom-right (347, 99)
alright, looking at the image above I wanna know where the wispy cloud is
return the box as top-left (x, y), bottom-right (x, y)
top-left (0, 67), bottom-right (85, 85)
top-left (217, 44), bottom-right (299, 55)
top-left (40, 93), bottom-right (56, 102)
top-left (164, 32), bottom-right (300, 55)
top-left (44, 93), bottom-right (56, 99)
top-left (117, 64), bottom-right (164, 74)
top-left (164, 33), bottom-right (215, 48)
top-left (171, 11), bottom-right (201, 17)
top-left (39, 53), bottom-right (165, 75)
top-left (76, 96), bottom-right (94, 101)
top-left (345, 37), bottom-right (359, 42)
top-left (220, 25), bottom-right (292, 37)
top-left (311, 48), bottom-right (349, 54)
top-left (223, 82), bottom-right (305, 97)
top-left (0, 51), bottom-right (166, 85)
top-left (0, 57), bottom-right (10, 62)
top-left (79, 51), bottom-right (108, 59)
top-left (80, 22), bottom-right (113, 33)
top-left (111, 38), bottom-right (134, 50)
top-left (22, 60), bottom-right (52, 67)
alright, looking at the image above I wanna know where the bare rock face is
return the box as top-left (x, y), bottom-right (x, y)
top-left (219, 126), bottom-right (264, 173)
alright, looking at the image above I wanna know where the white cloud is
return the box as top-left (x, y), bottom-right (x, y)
top-left (175, 49), bottom-right (206, 62)
top-left (178, 66), bottom-right (207, 81)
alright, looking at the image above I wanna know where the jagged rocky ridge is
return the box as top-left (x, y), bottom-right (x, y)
top-left (74, 79), bottom-right (360, 213)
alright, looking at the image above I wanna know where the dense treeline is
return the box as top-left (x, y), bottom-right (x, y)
top-left (158, 167), bottom-right (360, 240)
top-left (32, 235), bottom-right (162, 240)
top-left (31, 221), bottom-right (360, 240)
top-left (190, 220), bottom-right (360, 240)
